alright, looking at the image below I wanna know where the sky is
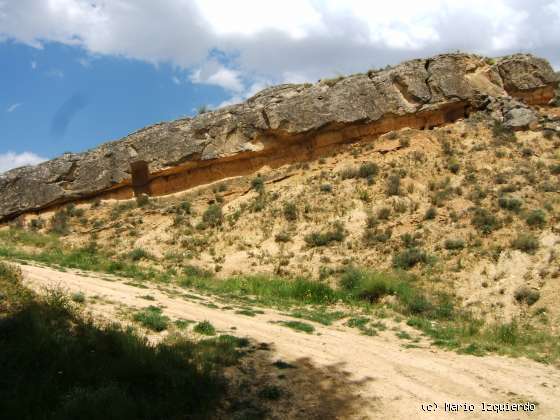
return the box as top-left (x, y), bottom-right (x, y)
top-left (1, 0), bottom-right (559, 173)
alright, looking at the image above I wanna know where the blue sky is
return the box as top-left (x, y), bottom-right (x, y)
top-left (1, 41), bottom-right (229, 159)
top-left (1, 0), bottom-right (559, 172)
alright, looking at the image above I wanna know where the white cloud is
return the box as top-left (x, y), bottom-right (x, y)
top-left (6, 103), bottom-right (22, 113)
top-left (0, 151), bottom-right (46, 173)
top-left (0, 0), bottom-right (559, 101)
top-left (190, 60), bottom-right (244, 92)
top-left (172, 76), bottom-right (181, 85)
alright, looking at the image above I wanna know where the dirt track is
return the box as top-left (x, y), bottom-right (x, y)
top-left (20, 263), bottom-right (560, 419)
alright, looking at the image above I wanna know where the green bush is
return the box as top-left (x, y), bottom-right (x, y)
top-left (194, 320), bottom-right (216, 336)
top-left (525, 209), bottom-right (546, 228)
top-left (49, 210), bottom-right (70, 235)
top-left (498, 197), bottom-right (522, 212)
top-left (392, 248), bottom-right (430, 270)
top-left (550, 164), bottom-right (560, 175)
top-left (471, 207), bottom-right (500, 234)
top-left (444, 239), bottom-right (465, 250)
top-left (304, 221), bottom-right (345, 247)
top-left (251, 176), bottom-right (264, 192)
top-left (358, 162), bottom-right (379, 180)
top-left (424, 207), bottom-right (437, 220)
top-left (283, 202), bottom-right (298, 221)
top-left (133, 306), bottom-right (169, 331)
top-left (386, 174), bottom-right (401, 196)
top-left (377, 207), bottom-right (391, 220)
top-left (128, 248), bottom-right (152, 261)
top-left (320, 184), bottom-right (333, 193)
top-left (513, 286), bottom-right (540, 306)
top-left (202, 204), bottom-right (223, 227)
top-left (511, 233), bottom-right (539, 254)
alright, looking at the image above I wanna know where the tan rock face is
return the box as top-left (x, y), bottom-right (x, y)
top-left (0, 52), bottom-right (557, 221)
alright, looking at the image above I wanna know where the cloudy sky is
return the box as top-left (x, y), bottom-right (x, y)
top-left (1, 0), bottom-right (559, 172)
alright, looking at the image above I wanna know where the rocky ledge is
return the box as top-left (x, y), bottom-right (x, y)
top-left (1, 53), bottom-right (558, 221)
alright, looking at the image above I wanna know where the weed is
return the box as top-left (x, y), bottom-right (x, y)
top-left (133, 306), bottom-right (169, 331)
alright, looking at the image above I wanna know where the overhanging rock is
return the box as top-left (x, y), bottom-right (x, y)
top-left (0, 53), bottom-right (558, 221)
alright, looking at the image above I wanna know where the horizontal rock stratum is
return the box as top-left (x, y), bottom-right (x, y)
top-left (1, 53), bottom-right (558, 221)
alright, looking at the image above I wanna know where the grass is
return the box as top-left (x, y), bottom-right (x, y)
top-left (279, 320), bottom-right (315, 334)
top-left (132, 306), bottom-right (170, 331)
top-left (2, 229), bottom-right (559, 365)
top-left (0, 261), bottom-right (240, 420)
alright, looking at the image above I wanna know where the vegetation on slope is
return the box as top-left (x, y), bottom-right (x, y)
top-left (0, 261), bottom-right (249, 420)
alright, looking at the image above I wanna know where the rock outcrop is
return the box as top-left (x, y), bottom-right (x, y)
top-left (1, 53), bottom-right (558, 221)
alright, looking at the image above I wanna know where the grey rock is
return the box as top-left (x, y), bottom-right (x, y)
top-left (1, 52), bottom-right (558, 221)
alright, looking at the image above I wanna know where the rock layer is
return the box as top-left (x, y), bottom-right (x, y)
top-left (1, 53), bottom-right (558, 221)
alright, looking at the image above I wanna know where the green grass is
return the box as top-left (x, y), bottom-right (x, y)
top-left (278, 320), bottom-right (315, 334)
top-left (0, 261), bottom-right (241, 420)
top-left (132, 306), bottom-right (170, 331)
top-left (2, 229), bottom-right (559, 365)
top-left (288, 308), bottom-right (347, 326)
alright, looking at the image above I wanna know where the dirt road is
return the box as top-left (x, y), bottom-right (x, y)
top-left (19, 263), bottom-right (560, 419)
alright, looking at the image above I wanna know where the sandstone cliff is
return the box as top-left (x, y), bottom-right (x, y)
top-left (1, 53), bottom-right (558, 221)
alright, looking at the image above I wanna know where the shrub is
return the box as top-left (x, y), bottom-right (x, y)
top-left (194, 320), bottom-right (216, 336)
top-left (525, 209), bottom-right (546, 228)
top-left (320, 184), bottom-right (333, 193)
top-left (70, 292), bottom-right (86, 303)
top-left (202, 204), bottom-right (223, 227)
top-left (392, 248), bottom-right (430, 270)
top-left (386, 174), bottom-right (401, 196)
top-left (550, 164), bottom-right (560, 175)
top-left (358, 162), bottom-right (379, 180)
top-left (304, 221), bottom-right (345, 247)
top-left (129, 248), bottom-right (152, 261)
top-left (471, 207), bottom-right (500, 234)
top-left (283, 202), bottom-right (298, 221)
top-left (274, 232), bottom-right (291, 243)
top-left (135, 194), bottom-right (150, 207)
top-left (444, 239), bottom-right (465, 250)
top-left (511, 233), bottom-right (539, 254)
top-left (447, 159), bottom-right (460, 174)
top-left (29, 218), bottom-right (45, 231)
top-left (362, 228), bottom-right (392, 245)
top-left (424, 207), bottom-right (437, 220)
top-left (251, 176), bottom-right (264, 193)
top-left (49, 210), bottom-right (70, 235)
top-left (492, 120), bottom-right (516, 143)
top-left (498, 197), bottom-right (522, 212)
top-left (399, 137), bottom-right (410, 148)
top-left (132, 306), bottom-right (169, 331)
top-left (514, 286), bottom-right (540, 306)
top-left (377, 207), bottom-right (391, 220)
